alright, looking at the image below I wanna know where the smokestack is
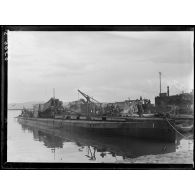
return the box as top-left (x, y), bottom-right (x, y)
top-left (167, 86), bottom-right (169, 96)
top-left (159, 72), bottom-right (162, 96)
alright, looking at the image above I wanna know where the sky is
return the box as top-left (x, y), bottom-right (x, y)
top-left (8, 31), bottom-right (194, 104)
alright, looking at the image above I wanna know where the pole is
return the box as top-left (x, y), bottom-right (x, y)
top-left (159, 72), bottom-right (161, 96)
top-left (53, 88), bottom-right (55, 99)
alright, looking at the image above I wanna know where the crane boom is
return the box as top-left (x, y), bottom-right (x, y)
top-left (77, 89), bottom-right (101, 104)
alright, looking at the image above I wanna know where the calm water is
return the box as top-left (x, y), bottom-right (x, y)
top-left (7, 110), bottom-right (193, 163)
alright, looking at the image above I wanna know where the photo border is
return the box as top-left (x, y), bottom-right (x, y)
top-left (1, 25), bottom-right (194, 170)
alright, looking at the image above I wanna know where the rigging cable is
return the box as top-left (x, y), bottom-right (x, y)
top-left (165, 118), bottom-right (192, 139)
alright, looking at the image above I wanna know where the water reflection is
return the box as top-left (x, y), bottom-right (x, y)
top-left (18, 120), bottom-right (181, 161)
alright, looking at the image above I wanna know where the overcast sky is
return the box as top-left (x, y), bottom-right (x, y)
top-left (8, 31), bottom-right (194, 103)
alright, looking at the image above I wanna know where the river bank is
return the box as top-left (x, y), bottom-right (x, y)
top-left (133, 150), bottom-right (193, 164)
top-left (116, 131), bottom-right (194, 164)
top-left (116, 147), bottom-right (193, 164)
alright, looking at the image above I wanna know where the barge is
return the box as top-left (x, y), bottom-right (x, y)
top-left (17, 89), bottom-right (194, 143)
top-left (17, 116), bottom-right (177, 142)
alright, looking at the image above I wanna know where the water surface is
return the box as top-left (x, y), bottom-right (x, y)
top-left (7, 110), bottom-right (193, 163)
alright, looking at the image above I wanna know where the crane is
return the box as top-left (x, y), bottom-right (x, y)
top-left (77, 89), bottom-right (102, 119)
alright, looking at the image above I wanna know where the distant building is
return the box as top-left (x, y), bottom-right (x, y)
top-left (155, 86), bottom-right (194, 114)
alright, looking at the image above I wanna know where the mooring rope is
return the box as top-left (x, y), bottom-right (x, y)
top-left (165, 118), bottom-right (191, 139)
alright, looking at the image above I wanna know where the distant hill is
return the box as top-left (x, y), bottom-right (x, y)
top-left (8, 101), bottom-right (44, 110)
top-left (8, 101), bottom-right (70, 110)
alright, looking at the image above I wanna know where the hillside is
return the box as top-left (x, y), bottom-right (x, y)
top-left (8, 101), bottom-right (70, 110)
top-left (8, 101), bottom-right (44, 110)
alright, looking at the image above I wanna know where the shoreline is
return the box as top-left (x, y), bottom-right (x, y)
top-left (117, 150), bottom-right (193, 164)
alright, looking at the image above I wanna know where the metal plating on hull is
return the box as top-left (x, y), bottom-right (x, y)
top-left (17, 117), bottom-right (176, 142)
